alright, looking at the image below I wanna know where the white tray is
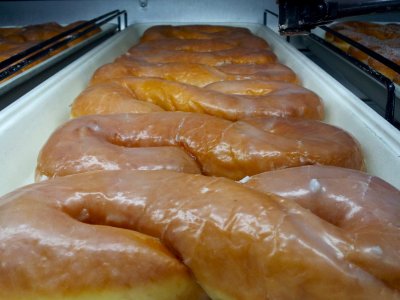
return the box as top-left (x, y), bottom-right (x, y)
top-left (0, 23), bottom-right (117, 96)
top-left (0, 22), bottom-right (399, 197)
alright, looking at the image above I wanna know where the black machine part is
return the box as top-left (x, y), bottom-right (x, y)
top-left (278, 0), bottom-right (400, 35)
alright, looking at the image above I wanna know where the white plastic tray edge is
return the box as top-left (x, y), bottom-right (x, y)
top-left (0, 22), bottom-right (399, 197)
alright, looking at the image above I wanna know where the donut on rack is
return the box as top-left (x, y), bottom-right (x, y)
top-left (36, 112), bottom-right (364, 181)
top-left (1, 170), bottom-right (399, 299)
top-left (71, 77), bottom-right (323, 120)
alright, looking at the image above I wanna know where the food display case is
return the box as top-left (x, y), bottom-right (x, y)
top-left (0, 1), bottom-right (399, 299)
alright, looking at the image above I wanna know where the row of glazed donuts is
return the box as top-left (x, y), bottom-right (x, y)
top-left (1, 24), bottom-right (399, 300)
top-left (0, 21), bottom-right (100, 81)
top-left (325, 21), bottom-right (400, 83)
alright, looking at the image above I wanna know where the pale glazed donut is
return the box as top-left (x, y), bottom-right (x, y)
top-left (90, 60), bottom-right (298, 87)
top-left (0, 174), bottom-right (207, 300)
top-left (241, 165), bottom-right (400, 290)
top-left (121, 46), bottom-right (277, 66)
top-left (36, 112), bottom-right (364, 181)
top-left (2, 170), bottom-right (400, 299)
top-left (72, 77), bottom-right (323, 120)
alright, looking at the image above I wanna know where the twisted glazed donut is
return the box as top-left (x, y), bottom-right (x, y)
top-left (140, 24), bottom-right (255, 41)
top-left (137, 35), bottom-right (269, 51)
top-left (2, 170), bottom-right (399, 299)
top-left (241, 165), bottom-right (400, 290)
top-left (90, 60), bottom-right (298, 87)
top-left (72, 77), bottom-right (323, 120)
top-left (36, 112), bottom-right (364, 181)
top-left (121, 46), bottom-right (277, 66)
top-left (0, 174), bottom-right (207, 300)
top-left (90, 60), bottom-right (297, 87)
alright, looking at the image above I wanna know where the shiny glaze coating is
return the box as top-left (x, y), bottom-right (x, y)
top-left (72, 77), bottom-right (323, 120)
top-left (137, 35), bottom-right (270, 51)
top-left (121, 46), bottom-right (277, 66)
top-left (70, 82), bottom-right (165, 117)
top-left (89, 60), bottom-right (298, 87)
top-left (36, 112), bottom-right (364, 181)
top-left (140, 25), bottom-right (255, 41)
top-left (0, 174), bottom-right (207, 300)
top-left (241, 165), bottom-right (400, 290)
top-left (2, 170), bottom-right (399, 299)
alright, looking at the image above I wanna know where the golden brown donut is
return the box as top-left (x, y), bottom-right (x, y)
top-left (138, 35), bottom-right (269, 51)
top-left (325, 21), bottom-right (381, 43)
top-left (140, 24), bottom-right (253, 41)
top-left (241, 165), bottom-right (400, 290)
top-left (204, 79), bottom-right (320, 118)
top-left (121, 46), bottom-right (277, 66)
top-left (72, 77), bottom-right (323, 120)
top-left (347, 35), bottom-right (382, 63)
top-left (327, 29), bottom-right (367, 52)
top-left (90, 60), bottom-right (298, 87)
top-left (2, 170), bottom-right (399, 299)
top-left (70, 82), bottom-right (165, 116)
top-left (368, 46), bottom-right (400, 84)
top-left (36, 112), bottom-right (364, 181)
top-left (0, 173), bottom-right (207, 300)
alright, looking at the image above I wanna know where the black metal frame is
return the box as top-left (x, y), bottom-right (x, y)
top-left (264, 9), bottom-right (291, 42)
top-left (310, 26), bottom-right (398, 125)
top-left (264, 8), bottom-right (398, 126)
top-left (0, 10), bottom-right (128, 81)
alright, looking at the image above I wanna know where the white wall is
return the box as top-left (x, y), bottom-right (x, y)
top-left (0, 0), bottom-right (279, 26)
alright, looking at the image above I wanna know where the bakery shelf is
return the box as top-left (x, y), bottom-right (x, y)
top-left (301, 24), bottom-right (400, 128)
top-left (0, 10), bottom-right (128, 103)
top-left (0, 22), bottom-right (399, 197)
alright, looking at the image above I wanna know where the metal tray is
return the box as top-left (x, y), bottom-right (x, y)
top-left (0, 23), bottom-right (117, 96)
top-left (0, 22), bottom-right (399, 197)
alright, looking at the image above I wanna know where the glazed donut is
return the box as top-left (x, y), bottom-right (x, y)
top-left (72, 77), bottom-right (323, 120)
top-left (0, 174), bottom-right (207, 300)
top-left (327, 29), bottom-right (367, 52)
top-left (0, 20), bottom-right (101, 82)
top-left (121, 46), bottom-right (277, 66)
top-left (36, 112), bottom-right (364, 181)
top-left (140, 24), bottom-right (253, 41)
top-left (347, 36), bottom-right (382, 63)
top-left (138, 35), bottom-right (269, 51)
top-left (368, 46), bottom-right (400, 84)
top-left (2, 170), bottom-right (399, 299)
top-left (69, 82), bottom-right (165, 116)
top-left (241, 165), bottom-right (400, 290)
top-left (90, 60), bottom-right (298, 87)
top-left (325, 21), bottom-right (400, 83)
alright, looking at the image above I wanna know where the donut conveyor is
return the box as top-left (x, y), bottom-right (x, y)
top-left (0, 22), bottom-right (399, 197)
